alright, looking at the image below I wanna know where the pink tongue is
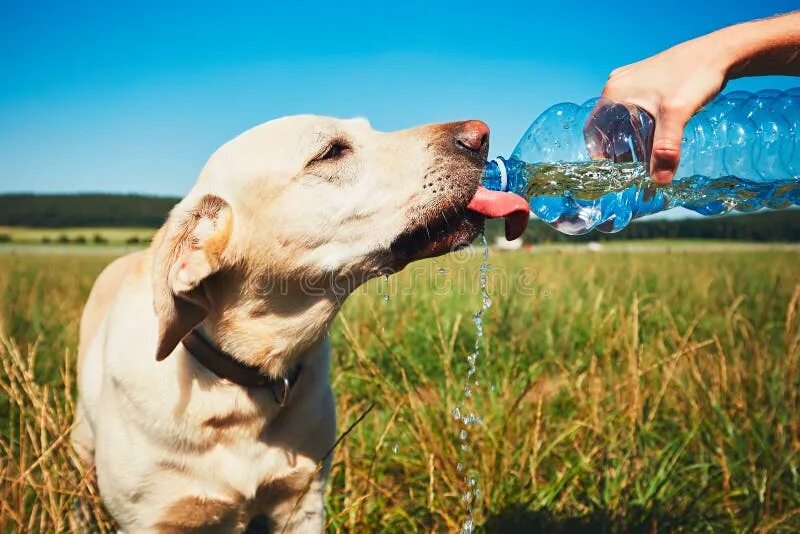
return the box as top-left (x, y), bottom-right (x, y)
top-left (467, 186), bottom-right (530, 241)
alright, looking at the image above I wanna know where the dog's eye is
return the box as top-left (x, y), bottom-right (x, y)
top-left (315, 141), bottom-right (350, 162)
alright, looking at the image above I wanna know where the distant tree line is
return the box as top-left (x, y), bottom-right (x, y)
top-left (0, 193), bottom-right (179, 227)
top-left (1, 193), bottom-right (797, 242)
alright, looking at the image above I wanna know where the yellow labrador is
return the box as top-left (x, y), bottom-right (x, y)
top-left (71, 115), bottom-right (528, 532)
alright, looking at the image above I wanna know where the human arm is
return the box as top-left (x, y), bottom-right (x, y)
top-left (598, 11), bottom-right (800, 183)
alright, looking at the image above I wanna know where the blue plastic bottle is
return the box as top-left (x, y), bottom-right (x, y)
top-left (483, 88), bottom-right (800, 235)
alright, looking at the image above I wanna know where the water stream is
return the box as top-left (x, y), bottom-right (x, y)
top-left (452, 233), bottom-right (491, 534)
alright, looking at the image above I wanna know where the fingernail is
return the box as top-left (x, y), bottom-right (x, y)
top-left (651, 158), bottom-right (676, 184)
top-left (651, 169), bottom-right (674, 184)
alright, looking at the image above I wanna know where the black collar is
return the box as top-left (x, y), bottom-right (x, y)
top-left (181, 329), bottom-right (302, 406)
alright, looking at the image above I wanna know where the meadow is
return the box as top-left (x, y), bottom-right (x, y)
top-left (1, 243), bottom-right (799, 532)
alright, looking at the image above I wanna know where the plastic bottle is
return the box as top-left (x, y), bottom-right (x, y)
top-left (482, 88), bottom-right (800, 235)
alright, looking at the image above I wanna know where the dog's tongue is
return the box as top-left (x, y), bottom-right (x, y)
top-left (467, 187), bottom-right (530, 241)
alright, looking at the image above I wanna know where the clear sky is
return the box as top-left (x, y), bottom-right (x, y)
top-left (1, 0), bottom-right (797, 196)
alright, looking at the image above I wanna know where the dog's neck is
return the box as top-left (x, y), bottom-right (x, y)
top-left (199, 270), bottom-right (341, 377)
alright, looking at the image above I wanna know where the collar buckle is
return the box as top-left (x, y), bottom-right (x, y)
top-left (272, 377), bottom-right (291, 407)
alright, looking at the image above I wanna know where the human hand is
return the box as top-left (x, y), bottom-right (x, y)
top-left (592, 32), bottom-right (732, 183)
top-left (584, 11), bottom-right (800, 184)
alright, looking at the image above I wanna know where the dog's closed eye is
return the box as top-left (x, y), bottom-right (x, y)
top-left (304, 139), bottom-right (354, 182)
top-left (311, 140), bottom-right (351, 164)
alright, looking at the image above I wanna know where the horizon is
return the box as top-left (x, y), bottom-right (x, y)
top-left (1, 0), bottom-right (798, 197)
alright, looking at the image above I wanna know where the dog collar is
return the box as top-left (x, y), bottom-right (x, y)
top-left (181, 328), bottom-right (302, 406)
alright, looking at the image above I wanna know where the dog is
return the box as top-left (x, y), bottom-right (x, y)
top-left (71, 115), bottom-right (527, 532)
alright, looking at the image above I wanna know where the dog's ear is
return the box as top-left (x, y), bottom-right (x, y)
top-left (152, 194), bottom-right (233, 361)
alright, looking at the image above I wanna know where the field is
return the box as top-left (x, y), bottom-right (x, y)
top-left (0, 226), bottom-right (156, 245)
top-left (1, 243), bottom-right (799, 532)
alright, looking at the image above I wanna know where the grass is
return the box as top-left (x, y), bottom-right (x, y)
top-left (1, 243), bottom-right (799, 532)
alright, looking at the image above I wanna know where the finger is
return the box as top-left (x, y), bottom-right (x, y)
top-left (650, 106), bottom-right (688, 184)
top-left (583, 98), bottom-right (614, 160)
top-left (583, 98), bottom-right (639, 161)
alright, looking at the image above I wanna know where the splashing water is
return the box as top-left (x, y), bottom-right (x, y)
top-left (381, 274), bottom-right (391, 302)
top-left (452, 233), bottom-right (491, 534)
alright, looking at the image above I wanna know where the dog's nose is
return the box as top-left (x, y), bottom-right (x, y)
top-left (454, 120), bottom-right (490, 154)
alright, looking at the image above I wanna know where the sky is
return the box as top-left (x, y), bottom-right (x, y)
top-left (1, 0), bottom-right (798, 196)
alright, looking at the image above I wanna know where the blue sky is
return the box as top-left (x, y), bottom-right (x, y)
top-left (1, 0), bottom-right (797, 196)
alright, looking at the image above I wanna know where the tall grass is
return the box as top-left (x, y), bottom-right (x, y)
top-left (1, 247), bottom-right (799, 532)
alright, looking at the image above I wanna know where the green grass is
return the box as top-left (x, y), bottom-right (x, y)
top-left (1, 244), bottom-right (799, 532)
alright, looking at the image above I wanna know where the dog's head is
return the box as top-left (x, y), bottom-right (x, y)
top-left (151, 116), bottom-right (526, 367)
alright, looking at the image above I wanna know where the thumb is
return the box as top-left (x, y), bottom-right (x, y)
top-left (650, 106), bottom-right (688, 184)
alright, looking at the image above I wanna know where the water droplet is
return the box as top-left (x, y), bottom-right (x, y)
top-left (460, 516), bottom-right (475, 534)
top-left (451, 406), bottom-right (461, 420)
top-left (456, 462), bottom-right (464, 472)
top-left (462, 413), bottom-right (484, 426)
top-left (382, 294), bottom-right (390, 302)
top-left (461, 491), bottom-right (472, 503)
top-left (438, 267), bottom-right (447, 275)
top-left (391, 443), bottom-right (399, 454)
top-left (469, 477), bottom-right (477, 487)
top-left (459, 429), bottom-right (468, 441)
top-left (482, 295), bottom-right (492, 308)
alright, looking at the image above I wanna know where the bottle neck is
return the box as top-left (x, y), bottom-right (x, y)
top-left (482, 156), bottom-right (528, 194)
top-left (482, 157), bottom-right (509, 192)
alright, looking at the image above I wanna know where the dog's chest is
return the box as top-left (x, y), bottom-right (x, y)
top-left (180, 436), bottom-right (316, 502)
top-left (150, 440), bottom-right (316, 531)
top-left (210, 439), bottom-right (276, 491)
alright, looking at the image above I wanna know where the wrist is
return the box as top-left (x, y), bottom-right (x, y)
top-left (707, 22), bottom-right (757, 80)
top-left (717, 13), bottom-right (800, 79)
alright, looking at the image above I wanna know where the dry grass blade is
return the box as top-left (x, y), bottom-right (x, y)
top-left (0, 329), bottom-right (116, 532)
